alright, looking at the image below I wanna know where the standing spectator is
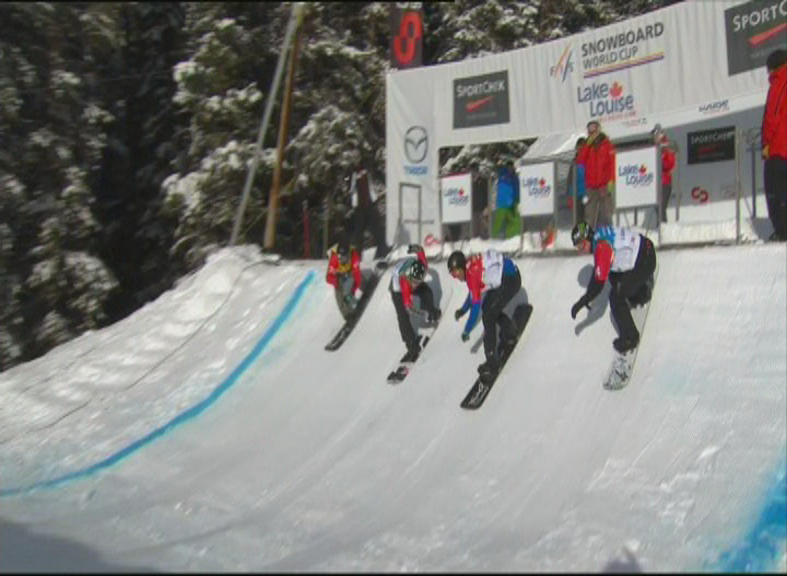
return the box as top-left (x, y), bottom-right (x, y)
top-left (493, 161), bottom-right (520, 239)
top-left (651, 124), bottom-right (676, 223)
top-left (472, 171), bottom-right (489, 239)
top-left (349, 163), bottom-right (391, 258)
top-left (762, 49), bottom-right (787, 242)
top-left (577, 120), bottom-right (616, 227)
top-left (566, 137), bottom-right (587, 223)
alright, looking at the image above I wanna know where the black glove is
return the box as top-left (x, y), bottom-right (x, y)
top-left (461, 331), bottom-right (470, 342)
top-left (427, 308), bottom-right (441, 323)
top-left (571, 296), bottom-right (590, 320)
top-left (407, 243), bottom-right (422, 255)
top-left (455, 308), bottom-right (467, 321)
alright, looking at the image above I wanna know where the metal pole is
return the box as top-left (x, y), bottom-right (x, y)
top-left (735, 127), bottom-right (741, 244)
top-left (264, 10), bottom-right (303, 250)
top-left (230, 3), bottom-right (303, 247)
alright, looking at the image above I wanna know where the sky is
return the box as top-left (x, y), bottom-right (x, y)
top-left (0, 223), bottom-right (785, 573)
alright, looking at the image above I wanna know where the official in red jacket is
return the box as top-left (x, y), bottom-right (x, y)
top-left (762, 49), bottom-right (787, 241)
top-left (576, 120), bottom-right (616, 227)
top-left (326, 240), bottom-right (363, 320)
top-left (651, 124), bottom-right (676, 223)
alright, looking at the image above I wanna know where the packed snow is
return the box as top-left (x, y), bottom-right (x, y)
top-left (0, 225), bottom-right (785, 572)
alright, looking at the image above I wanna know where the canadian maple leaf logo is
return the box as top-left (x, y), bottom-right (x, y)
top-left (610, 82), bottom-right (623, 98)
top-left (539, 178), bottom-right (546, 187)
top-left (639, 164), bottom-right (647, 174)
top-left (458, 187), bottom-right (465, 196)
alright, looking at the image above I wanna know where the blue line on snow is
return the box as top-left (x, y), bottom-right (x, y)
top-left (0, 269), bottom-right (316, 498)
top-left (713, 460), bottom-right (787, 573)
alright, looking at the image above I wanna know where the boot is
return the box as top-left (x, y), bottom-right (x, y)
top-left (613, 334), bottom-right (639, 354)
top-left (477, 356), bottom-right (500, 377)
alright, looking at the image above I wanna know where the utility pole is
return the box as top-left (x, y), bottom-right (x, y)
top-left (264, 7), bottom-right (305, 251)
top-left (230, 3), bottom-right (304, 247)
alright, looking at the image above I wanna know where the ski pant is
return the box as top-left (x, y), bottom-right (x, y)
top-left (391, 282), bottom-right (436, 353)
top-left (481, 267), bottom-right (521, 362)
top-left (334, 275), bottom-right (357, 320)
top-left (585, 186), bottom-right (614, 227)
top-left (353, 203), bottom-right (388, 255)
top-left (608, 237), bottom-right (656, 342)
top-left (764, 156), bottom-right (787, 240)
top-left (661, 183), bottom-right (672, 223)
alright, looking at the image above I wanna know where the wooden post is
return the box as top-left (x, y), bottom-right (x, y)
top-left (264, 9), bottom-right (304, 251)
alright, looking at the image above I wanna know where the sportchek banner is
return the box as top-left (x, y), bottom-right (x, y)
top-left (615, 147), bottom-right (659, 209)
top-left (724, 0), bottom-right (787, 76)
top-left (386, 0), bottom-right (770, 243)
top-left (440, 173), bottom-right (473, 224)
top-left (518, 163), bottom-right (556, 217)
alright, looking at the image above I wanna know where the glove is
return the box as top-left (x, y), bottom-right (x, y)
top-left (461, 331), bottom-right (470, 342)
top-left (407, 243), bottom-right (422, 255)
top-left (571, 296), bottom-right (589, 320)
top-left (455, 308), bottom-right (467, 321)
top-left (427, 308), bottom-right (441, 323)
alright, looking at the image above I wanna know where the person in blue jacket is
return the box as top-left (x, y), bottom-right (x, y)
top-left (493, 161), bottom-right (520, 239)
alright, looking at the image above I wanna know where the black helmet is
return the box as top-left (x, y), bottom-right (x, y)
top-left (408, 260), bottom-right (426, 283)
top-left (447, 250), bottom-right (466, 273)
top-left (571, 221), bottom-right (594, 246)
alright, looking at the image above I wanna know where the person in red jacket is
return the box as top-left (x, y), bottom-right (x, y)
top-left (651, 124), bottom-right (676, 223)
top-left (448, 248), bottom-right (522, 381)
top-left (326, 240), bottom-right (363, 320)
top-left (762, 49), bottom-right (787, 242)
top-left (576, 120), bottom-right (616, 227)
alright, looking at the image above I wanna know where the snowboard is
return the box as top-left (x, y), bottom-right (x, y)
top-left (324, 262), bottom-right (387, 351)
top-left (460, 303), bottom-right (534, 410)
top-left (386, 321), bottom-right (439, 384)
top-left (603, 266), bottom-right (658, 391)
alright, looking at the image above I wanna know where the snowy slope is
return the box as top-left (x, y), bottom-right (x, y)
top-left (0, 241), bottom-right (785, 572)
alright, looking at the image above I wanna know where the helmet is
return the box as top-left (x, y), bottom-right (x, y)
top-left (447, 250), bottom-right (466, 273)
top-left (408, 260), bottom-right (426, 283)
top-left (571, 221), bottom-right (594, 246)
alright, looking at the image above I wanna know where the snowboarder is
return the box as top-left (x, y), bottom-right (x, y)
top-left (447, 248), bottom-right (521, 381)
top-left (390, 244), bottom-right (441, 363)
top-left (570, 221), bottom-right (657, 353)
top-left (326, 240), bottom-right (363, 320)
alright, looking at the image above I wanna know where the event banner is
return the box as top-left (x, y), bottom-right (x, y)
top-left (687, 126), bottom-right (737, 164)
top-left (390, 3), bottom-right (424, 70)
top-left (615, 146), bottom-right (659, 209)
top-left (518, 162), bottom-right (555, 217)
top-left (724, 0), bottom-right (787, 76)
top-left (440, 173), bottom-right (473, 224)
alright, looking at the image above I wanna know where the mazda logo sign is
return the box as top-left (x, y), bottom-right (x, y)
top-left (404, 126), bottom-right (428, 164)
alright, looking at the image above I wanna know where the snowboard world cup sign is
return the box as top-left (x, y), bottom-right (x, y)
top-left (390, 3), bottom-right (423, 69)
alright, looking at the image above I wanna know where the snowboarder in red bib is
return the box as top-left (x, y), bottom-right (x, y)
top-left (570, 221), bottom-right (657, 354)
top-left (326, 240), bottom-right (363, 320)
top-left (390, 244), bottom-right (442, 363)
top-left (448, 248), bottom-right (521, 381)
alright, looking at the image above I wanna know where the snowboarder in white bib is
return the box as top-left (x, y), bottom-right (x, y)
top-left (570, 221), bottom-right (657, 354)
top-left (448, 248), bottom-right (521, 380)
